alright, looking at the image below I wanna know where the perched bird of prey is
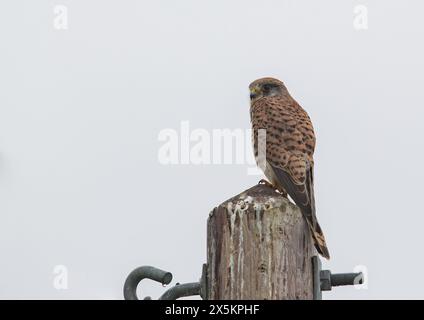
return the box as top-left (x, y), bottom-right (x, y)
top-left (250, 77), bottom-right (330, 259)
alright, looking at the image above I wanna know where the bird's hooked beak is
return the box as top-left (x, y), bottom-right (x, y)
top-left (250, 86), bottom-right (260, 101)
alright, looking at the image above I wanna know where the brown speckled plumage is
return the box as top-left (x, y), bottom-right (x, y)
top-left (250, 77), bottom-right (330, 259)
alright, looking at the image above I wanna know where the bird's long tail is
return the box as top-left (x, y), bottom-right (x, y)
top-left (306, 219), bottom-right (330, 259)
top-left (270, 164), bottom-right (330, 259)
top-left (304, 168), bottom-right (330, 259)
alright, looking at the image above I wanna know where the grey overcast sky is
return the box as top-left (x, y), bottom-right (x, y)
top-left (0, 0), bottom-right (423, 299)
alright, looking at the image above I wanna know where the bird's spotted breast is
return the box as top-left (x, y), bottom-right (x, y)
top-left (250, 96), bottom-right (315, 184)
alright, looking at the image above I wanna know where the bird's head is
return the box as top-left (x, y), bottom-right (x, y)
top-left (249, 77), bottom-right (288, 103)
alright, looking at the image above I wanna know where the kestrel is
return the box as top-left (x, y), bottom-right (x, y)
top-left (250, 77), bottom-right (330, 259)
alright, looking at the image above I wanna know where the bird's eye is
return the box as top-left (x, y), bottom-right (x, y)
top-left (262, 85), bottom-right (270, 92)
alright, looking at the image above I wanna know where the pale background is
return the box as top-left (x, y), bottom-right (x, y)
top-left (0, 0), bottom-right (423, 299)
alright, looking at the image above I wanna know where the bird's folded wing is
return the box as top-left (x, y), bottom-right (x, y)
top-left (269, 162), bottom-right (314, 219)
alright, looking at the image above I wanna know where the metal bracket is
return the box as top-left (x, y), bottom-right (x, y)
top-left (199, 263), bottom-right (208, 300)
top-left (312, 256), bottom-right (364, 300)
top-left (123, 264), bottom-right (207, 300)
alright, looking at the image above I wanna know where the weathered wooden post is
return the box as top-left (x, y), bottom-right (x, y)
top-left (206, 184), bottom-right (315, 300)
top-left (123, 184), bottom-right (363, 300)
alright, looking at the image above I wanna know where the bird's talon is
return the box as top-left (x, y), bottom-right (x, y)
top-left (258, 179), bottom-right (274, 188)
top-left (276, 189), bottom-right (288, 198)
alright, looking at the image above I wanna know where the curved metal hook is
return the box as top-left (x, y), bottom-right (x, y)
top-left (123, 266), bottom-right (172, 300)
